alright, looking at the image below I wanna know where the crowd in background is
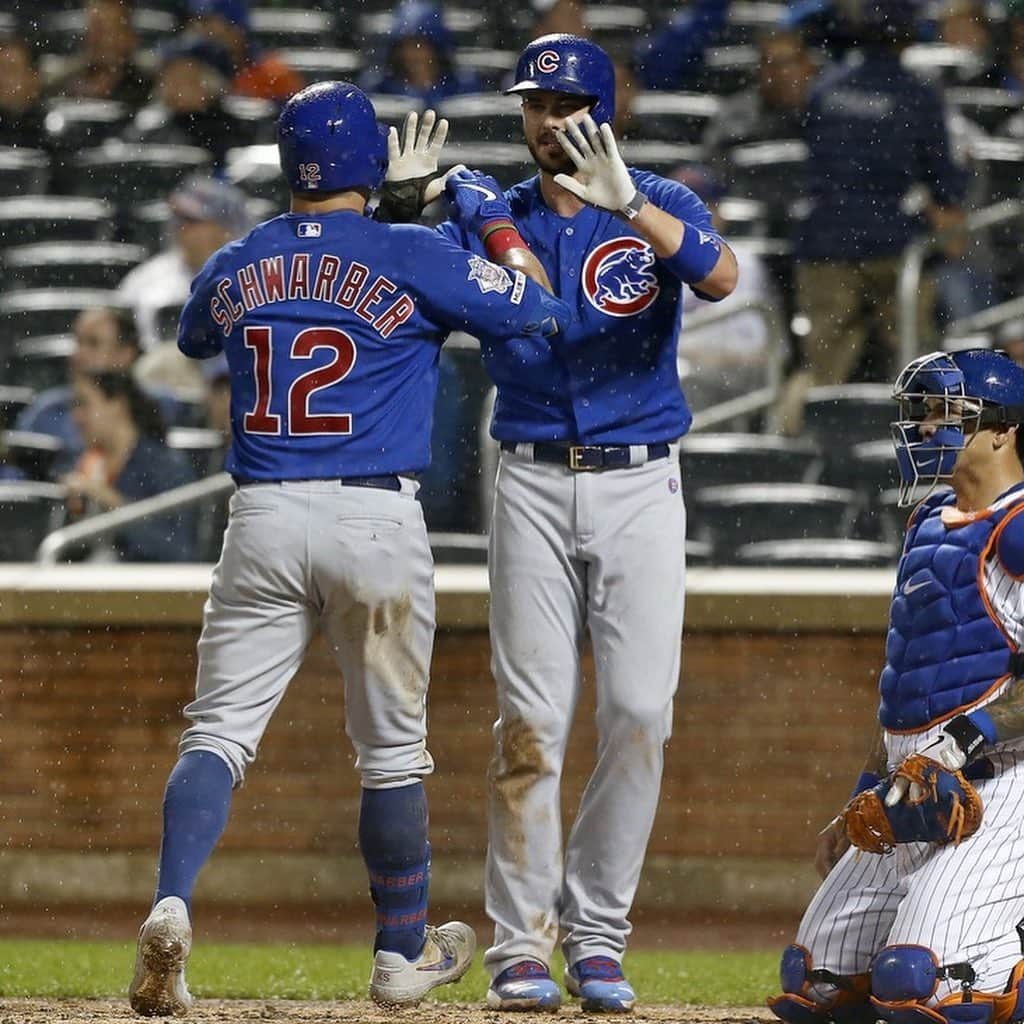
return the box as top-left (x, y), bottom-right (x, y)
top-left (2, 0), bottom-right (1024, 561)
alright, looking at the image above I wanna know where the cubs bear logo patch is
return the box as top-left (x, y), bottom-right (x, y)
top-left (583, 237), bottom-right (660, 317)
top-left (467, 255), bottom-right (513, 294)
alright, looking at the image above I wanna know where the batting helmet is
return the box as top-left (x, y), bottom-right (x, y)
top-left (505, 34), bottom-right (616, 126)
top-left (891, 348), bottom-right (1024, 505)
top-left (277, 81), bottom-right (388, 195)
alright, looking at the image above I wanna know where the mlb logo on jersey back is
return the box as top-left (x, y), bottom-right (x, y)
top-left (297, 222), bottom-right (322, 238)
top-left (583, 237), bottom-right (660, 317)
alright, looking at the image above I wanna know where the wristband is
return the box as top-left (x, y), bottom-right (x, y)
top-left (480, 219), bottom-right (528, 261)
top-left (851, 771), bottom-right (880, 799)
top-left (663, 221), bottom-right (723, 284)
top-left (619, 190), bottom-right (648, 221)
top-left (947, 710), bottom-right (997, 758)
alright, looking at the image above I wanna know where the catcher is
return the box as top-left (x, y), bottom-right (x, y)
top-left (770, 348), bottom-right (1024, 1024)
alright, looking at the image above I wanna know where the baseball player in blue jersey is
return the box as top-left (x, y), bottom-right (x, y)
top-left (404, 33), bottom-right (738, 1013)
top-left (127, 81), bottom-right (570, 1017)
top-left (769, 348), bottom-right (1024, 1024)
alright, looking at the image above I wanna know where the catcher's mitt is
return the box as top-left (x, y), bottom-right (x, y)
top-left (842, 754), bottom-right (984, 854)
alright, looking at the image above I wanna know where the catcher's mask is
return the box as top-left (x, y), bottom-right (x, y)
top-left (891, 349), bottom-right (1024, 507)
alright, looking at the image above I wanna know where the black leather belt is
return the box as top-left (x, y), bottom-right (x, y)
top-left (234, 475), bottom-right (402, 491)
top-left (500, 441), bottom-right (671, 471)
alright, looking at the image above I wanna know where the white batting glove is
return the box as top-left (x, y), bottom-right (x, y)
top-left (385, 109), bottom-right (459, 205)
top-left (554, 114), bottom-right (638, 216)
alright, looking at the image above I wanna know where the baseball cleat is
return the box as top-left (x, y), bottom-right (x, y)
top-left (129, 896), bottom-right (194, 1017)
top-left (566, 956), bottom-right (636, 1013)
top-left (368, 920), bottom-right (476, 1007)
top-left (486, 959), bottom-right (563, 1012)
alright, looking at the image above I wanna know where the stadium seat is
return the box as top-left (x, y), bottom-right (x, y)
top-left (727, 140), bottom-right (808, 223)
top-left (1, 430), bottom-right (64, 481)
top-left (721, 0), bottom-right (785, 45)
top-left (716, 197), bottom-right (770, 238)
top-left (224, 145), bottom-right (290, 206)
top-left (619, 141), bottom-right (703, 178)
top-left (685, 538), bottom-right (714, 566)
top-left (969, 137), bottom-right (1024, 205)
top-left (692, 482), bottom-right (860, 562)
top-left (694, 45), bottom-right (759, 95)
top-left (250, 7), bottom-right (336, 48)
top-left (0, 288), bottom-right (120, 347)
top-left (365, 95), bottom-right (423, 124)
top-left (733, 537), bottom-right (898, 568)
top-left (455, 48), bottom-right (517, 90)
top-left (0, 147), bottom-right (50, 197)
top-left (947, 88), bottom-right (1022, 136)
top-left (876, 486), bottom-right (927, 547)
top-left (2, 241), bottom-right (148, 291)
top-left (221, 95), bottom-right (279, 147)
top-left (67, 143), bottom-right (214, 210)
top-left (901, 43), bottom-right (992, 87)
top-left (126, 196), bottom-right (275, 255)
top-left (0, 481), bottom-right (67, 562)
top-left (629, 92), bottom-right (723, 145)
top-left (438, 93), bottom-right (524, 145)
top-left (0, 196), bottom-right (114, 249)
top-left (166, 427), bottom-right (226, 479)
top-left (43, 99), bottom-right (131, 158)
top-left (359, 6), bottom-right (493, 48)
top-left (848, 439), bottom-right (902, 541)
top-left (6, 335), bottom-right (74, 393)
top-left (428, 531), bottom-right (488, 565)
top-left (802, 383), bottom-right (895, 453)
top-left (680, 433), bottom-right (823, 517)
top-left (585, 4), bottom-right (649, 52)
top-left (0, 386), bottom-right (35, 430)
top-left (277, 48), bottom-right (362, 81)
top-left (43, 6), bottom-right (174, 53)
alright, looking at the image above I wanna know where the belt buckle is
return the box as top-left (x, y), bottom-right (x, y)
top-left (568, 445), bottom-right (599, 471)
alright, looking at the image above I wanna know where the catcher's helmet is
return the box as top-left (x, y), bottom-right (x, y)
top-left (891, 348), bottom-right (1024, 505)
top-left (505, 34), bottom-right (616, 125)
top-left (277, 81), bottom-right (388, 195)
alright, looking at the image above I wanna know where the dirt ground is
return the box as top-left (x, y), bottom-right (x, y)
top-left (0, 999), bottom-right (775, 1024)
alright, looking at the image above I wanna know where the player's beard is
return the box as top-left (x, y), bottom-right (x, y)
top-left (526, 131), bottom-right (576, 176)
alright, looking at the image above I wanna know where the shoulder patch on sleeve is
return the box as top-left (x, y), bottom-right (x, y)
top-left (467, 255), bottom-right (513, 295)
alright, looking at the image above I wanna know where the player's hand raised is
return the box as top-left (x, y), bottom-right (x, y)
top-left (444, 168), bottom-right (514, 237)
top-left (554, 115), bottom-right (637, 217)
top-left (377, 109), bottom-right (463, 222)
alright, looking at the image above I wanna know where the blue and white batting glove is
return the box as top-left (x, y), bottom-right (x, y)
top-left (444, 168), bottom-right (513, 238)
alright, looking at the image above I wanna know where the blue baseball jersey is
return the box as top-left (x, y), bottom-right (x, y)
top-left (179, 210), bottom-right (563, 480)
top-left (439, 169), bottom-right (719, 444)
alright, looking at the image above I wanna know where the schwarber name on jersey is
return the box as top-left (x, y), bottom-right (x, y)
top-left (439, 169), bottom-right (722, 445)
top-left (179, 210), bottom-right (565, 481)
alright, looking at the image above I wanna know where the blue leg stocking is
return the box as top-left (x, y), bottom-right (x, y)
top-left (358, 783), bottom-right (430, 960)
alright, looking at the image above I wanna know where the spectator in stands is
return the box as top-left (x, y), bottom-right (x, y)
top-left (359, 0), bottom-right (482, 105)
top-left (782, 0), bottom-right (859, 57)
top-left (0, 31), bottom-right (47, 151)
top-left (44, 0), bottom-right (152, 109)
top-left (702, 27), bottom-right (818, 182)
top-left (123, 35), bottom-right (242, 169)
top-left (774, 0), bottom-right (967, 435)
top-left (15, 306), bottom-right (180, 470)
top-left (184, 0), bottom-right (303, 103)
top-left (672, 165), bottom-right (784, 412)
top-left (632, 0), bottom-right (730, 91)
top-left (117, 174), bottom-right (250, 351)
top-left (935, 0), bottom-right (1011, 90)
top-left (63, 370), bottom-right (196, 562)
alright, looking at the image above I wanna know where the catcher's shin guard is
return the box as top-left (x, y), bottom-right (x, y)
top-left (769, 944), bottom-right (873, 1024)
top-left (872, 948), bottom-right (1024, 1024)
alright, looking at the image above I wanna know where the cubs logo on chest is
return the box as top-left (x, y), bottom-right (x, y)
top-left (582, 236), bottom-right (660, 317)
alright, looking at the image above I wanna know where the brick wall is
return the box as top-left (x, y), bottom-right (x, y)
top-left (2, 626), bottom-right (881, 867)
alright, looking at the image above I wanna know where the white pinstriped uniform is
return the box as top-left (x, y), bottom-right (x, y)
top-left (796, 518), bottom-right (1024, 1001)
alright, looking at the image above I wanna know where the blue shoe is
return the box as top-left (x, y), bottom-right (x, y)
top-left (566, 956), bottom-right (636, 1013)
top-left (486, 960), bottom-right (562, 1012)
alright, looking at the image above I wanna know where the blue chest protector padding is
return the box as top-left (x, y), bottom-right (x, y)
top-left (879, 489), bottom-right (1024, 731)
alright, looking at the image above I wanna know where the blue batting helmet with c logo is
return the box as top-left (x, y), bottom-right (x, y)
top-left (505, 34), bottom-right (616, 125)
top-left (277, 81), bottom-right (388, 195)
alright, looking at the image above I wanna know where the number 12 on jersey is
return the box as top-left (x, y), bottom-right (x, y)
top-left (243, 325), bottom-right (357, 436)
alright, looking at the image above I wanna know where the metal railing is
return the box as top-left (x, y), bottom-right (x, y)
top-left (35, 472), bottom-right (234, 566)
top-left (898, 199), bottom-right (1024, 368)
